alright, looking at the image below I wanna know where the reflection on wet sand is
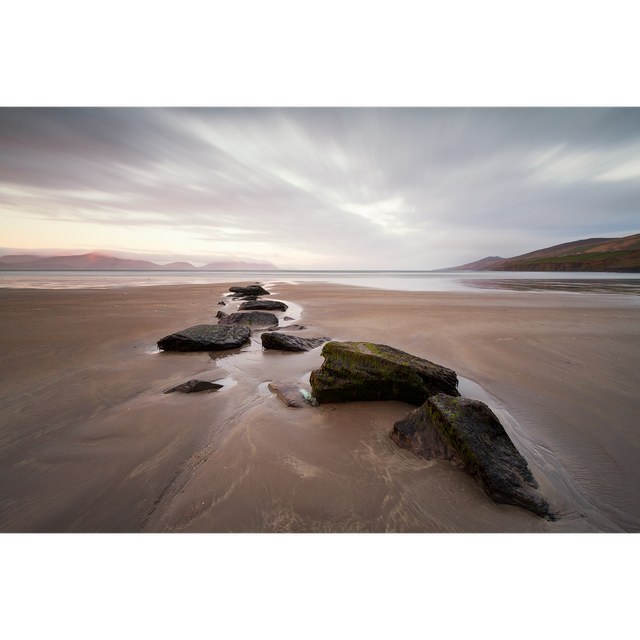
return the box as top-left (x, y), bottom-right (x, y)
top-left (461, 278), bottom-right (640, 295)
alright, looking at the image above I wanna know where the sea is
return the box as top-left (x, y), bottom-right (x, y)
top-left (1, 269), bottom-right (640, 295)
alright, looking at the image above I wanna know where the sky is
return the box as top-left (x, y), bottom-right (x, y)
top-left (1, 107), bottom-right (639, 269)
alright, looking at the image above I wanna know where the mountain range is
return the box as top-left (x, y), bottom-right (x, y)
top-left (0, 252), bottom-right (279, 271)
top-left (447, 233), bottom-right (640, 273)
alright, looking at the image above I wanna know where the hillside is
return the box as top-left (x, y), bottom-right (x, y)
top-left (0, 252), bottom-right (279, 271)
top-left (446, 233), bottom-right (640, 273)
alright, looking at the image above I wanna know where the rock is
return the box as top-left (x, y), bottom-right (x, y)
top-left (157, 324), bottom-right (251, 351)
top-left (216, 310), bottom-right (228, 319)
top-left (229, 285), bottom-right (270, 296)
top-left (265, 324), bottom-right (307, 332)
top-left (261, 333), bottom-right (330, 352)
top-left (239, 300), bottom-right (288, 312)
top-left (217, 311), bottom-right (278, 327)
top-left (391, 394), bottom-right (551, 519)
top-left (164, 379), bottom-right (224, 394)
top-left (218, 301), bottom-right (226, 305)
top-left (390, 402), bottom-right (464, 466)
top-left (268, 382), bottom-right (315, 408)
top-left (283, 316), bottom-right (293, 321)
top-left (310, 341), bottom-right (459, 405)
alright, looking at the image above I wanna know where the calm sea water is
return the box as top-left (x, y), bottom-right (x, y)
top-left (1, 269), bottom-right (640, 295)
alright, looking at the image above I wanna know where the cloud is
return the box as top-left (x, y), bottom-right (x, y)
top-left (0, 107), bottom-right (639, 268)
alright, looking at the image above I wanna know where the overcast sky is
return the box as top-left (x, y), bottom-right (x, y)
top-left (1, 107), bottom-right (639, 269)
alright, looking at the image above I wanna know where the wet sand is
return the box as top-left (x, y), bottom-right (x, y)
top-left (1, 282), bottom-right (639, 532)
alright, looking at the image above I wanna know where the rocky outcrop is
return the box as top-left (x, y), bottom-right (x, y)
top-left (391, 394), bottom-right (551, 519)
top-left (239, 300), bottom-right (288, 312)
top-left (157, 325), bottom-right (250, 351)
top-left (229, 284), bottom-right (270, 296)
top-left (163, 379), bottom-right (223, 394)
top-left (217, 311), bottom-right (278, 327)
top-left (310, 341), bottom-right (459, 405)
top-left (261, 333), bottom-right (330, 352)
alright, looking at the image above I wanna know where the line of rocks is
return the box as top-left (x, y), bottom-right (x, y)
top-left (308, 339), bottom-right (553, 520)
top-left (155, 285), bottom-right (552, 519)
top-left (156, 283), bottom-right (329, 396)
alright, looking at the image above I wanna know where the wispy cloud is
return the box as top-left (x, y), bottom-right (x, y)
top-left (1, 107), bottom-right (638, 268)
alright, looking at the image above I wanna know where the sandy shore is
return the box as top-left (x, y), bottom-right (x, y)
top-left (1, 281), bottom-right (639, 532)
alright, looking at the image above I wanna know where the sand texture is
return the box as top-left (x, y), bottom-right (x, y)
top-left (1, 282), bottom-right (639, 532)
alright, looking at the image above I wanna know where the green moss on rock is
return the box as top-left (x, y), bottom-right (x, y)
top-left (309, 341), bottom-right (459, 405)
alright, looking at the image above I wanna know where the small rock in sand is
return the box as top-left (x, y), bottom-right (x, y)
top-left (164, 379), bottom-right (224, 394)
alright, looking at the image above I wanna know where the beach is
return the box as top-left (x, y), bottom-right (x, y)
top-left (1, 281), bottom-right (639, 533)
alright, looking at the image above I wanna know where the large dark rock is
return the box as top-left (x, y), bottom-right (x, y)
top-left (261, 333), bottom-right (330, 352)
top-left (164, 379), bottom-right (223, 394)
top-left (157, 324), bottom-right (250, 351)
top-left (391, 394), bottom-right (551, 519)
top-left (217, 311), bottom-right (278, 327)
top-left (229, 285), bottom-right (270, 296)
top-left (239, 299), bottom-right (288, 312)
top-left (309, 341), bottom-right (459, 405)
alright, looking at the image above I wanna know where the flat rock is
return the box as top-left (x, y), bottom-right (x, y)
top-left (265, 324), bottom-right (307, 332)
top-left (267, 382), bottom-right (315, 408)
top-left (217, 311), bottom-right (278, 327)
top-left (310, 341), bottom-right (459, 405)
top-left (229, 285), bottom-right (270, 296)
top-left (157, 324), bottom-right (251, 351)
top-left (164, 379), bottom-right (224, 394)
top-left (239, 299), bottom-right (288, 312)
top-left (261, 333), bottom-right (330, 352)
top-left (391, 394), bottom-right (551, 519)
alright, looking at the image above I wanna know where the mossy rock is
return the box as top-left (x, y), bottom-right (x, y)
top-left (419, 394), bottom-right (551, 519)
top-left (309, 341), bottom-right (459, 405)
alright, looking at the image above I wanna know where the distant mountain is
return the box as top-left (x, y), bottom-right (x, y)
top-left (0, 252), bottom-right (279, 271)
top-left (445, 233), bottom-right (640, 273)
top-left (0, 254), bottom-right (43, 264)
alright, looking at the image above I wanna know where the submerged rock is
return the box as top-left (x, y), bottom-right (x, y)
top-left (267, 382), bottom-right (316, 408)
top-left (261, 333), bottom-right (330, 352)
top-left (157, 324), bottom-right (250, 351)
top-left (164, 379), bottom-right (223, 394)
top-left (310, 341), bottom-right (459, 405)
top-left (239, 300), bottom-right (288, 312)
top-left (217, 311), bottom-right (278, 327)
top-left (391, 394), bottom-right (551, 519)
top-left (229, 285), bottom-right (270, 296)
